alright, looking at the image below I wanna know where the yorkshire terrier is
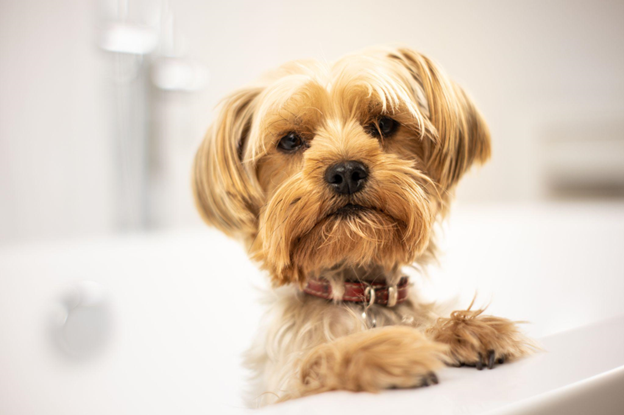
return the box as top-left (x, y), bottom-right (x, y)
top-left (193, 46), bottom-right (533, 406)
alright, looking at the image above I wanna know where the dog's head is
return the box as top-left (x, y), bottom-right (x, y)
top-left (193, 47), bottom-right (490, 286)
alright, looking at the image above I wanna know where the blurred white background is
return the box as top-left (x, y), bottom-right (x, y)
top-left (1, 0), bottom-right (623, 245)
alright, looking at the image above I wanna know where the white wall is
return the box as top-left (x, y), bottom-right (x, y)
top-left (0, 0), bottom-right (114, 244)
top-left (1, 0), bottom-right (623, 245)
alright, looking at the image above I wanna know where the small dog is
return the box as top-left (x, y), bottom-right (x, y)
top-left (193, 46), bottom-right (533, 406)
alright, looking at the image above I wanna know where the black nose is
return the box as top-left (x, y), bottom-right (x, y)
top-left (324, 161), bottom-right (369, 195)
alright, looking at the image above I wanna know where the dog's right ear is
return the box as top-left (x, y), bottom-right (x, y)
top-left (193, 86), bottom-right (264, 237)
top-left (387, 47), bottom-right (491, 191)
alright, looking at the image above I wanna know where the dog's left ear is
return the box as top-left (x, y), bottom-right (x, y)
top-left (388, 47), bottom-right (491, 190)
top-left (192, 85), bottom-right (264, 238)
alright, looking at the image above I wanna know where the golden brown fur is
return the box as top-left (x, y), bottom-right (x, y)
top-left (192, 46), bottom-right (534, 407)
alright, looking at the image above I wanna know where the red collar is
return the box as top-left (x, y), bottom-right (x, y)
top-left (303, 277), bottom-right (409, 307)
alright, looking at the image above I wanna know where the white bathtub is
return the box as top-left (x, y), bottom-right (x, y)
top-left (1, 202), bottom-right (623, 414)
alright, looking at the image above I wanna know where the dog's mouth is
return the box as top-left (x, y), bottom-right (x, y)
top-left (328, 203), bottom-right (397, 221)
top-left (325, 202), bottom-right (407, 227)
top-left (330, 203), bottom-right (370, 217)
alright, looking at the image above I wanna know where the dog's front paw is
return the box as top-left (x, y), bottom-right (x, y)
top-left (426, 306), bottom-right (536, 370)
top-left (291, 326), bottom-right (447, 399)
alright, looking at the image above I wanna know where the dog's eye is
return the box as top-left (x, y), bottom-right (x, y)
top-left (379, 117), bottom-right (398, 136)
top-left (277, 132), bottom-right (304, 152)
top-left (367, 116), bottom-right (398, 139)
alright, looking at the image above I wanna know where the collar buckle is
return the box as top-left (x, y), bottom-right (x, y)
top-left (387, 284), bottom-right (398, 307)
top-left (364, 285), bottom-right (376, 307)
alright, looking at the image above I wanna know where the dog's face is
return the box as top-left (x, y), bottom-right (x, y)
top-left (194, 47), bottom-right (491, 285)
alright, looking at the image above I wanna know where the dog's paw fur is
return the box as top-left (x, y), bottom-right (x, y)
top-left (284, 325), bottom-right (447, 400)
top-left (426, 306), bottom-right (536, 370)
